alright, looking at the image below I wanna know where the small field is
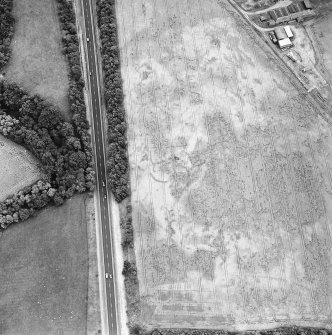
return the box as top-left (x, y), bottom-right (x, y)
top-left (4, 0), bottom-right (69, 114)
top-left (0, 194), bottom-right (89, 335)
top-left (0, 135), bottom-right (42, 201)
top-left (117, 0), bottom-right (332, 331)
top-left (310, 0), bottom-right (332, 86)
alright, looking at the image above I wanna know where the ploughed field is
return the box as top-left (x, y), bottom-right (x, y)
top-left (116, 0), bottom-right (332, 330)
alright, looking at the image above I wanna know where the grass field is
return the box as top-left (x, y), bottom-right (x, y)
top-left (4, 0), bottom-right (69, 114)
top-left (0, 194), bottom-right (89, 335)
top-left (116, 0), bottom-right (332, 330)
top-left (0, 134), bottom-right (42, 201)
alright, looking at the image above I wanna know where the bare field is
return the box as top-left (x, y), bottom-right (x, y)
top-left (0, 135), bottom-right (42, 202)
top-left (117, 0), bottom-right (332, 330)
top-left (4, 0), bottom-right (69, 114)
top-left (0, 194), bottom-right (89, 335)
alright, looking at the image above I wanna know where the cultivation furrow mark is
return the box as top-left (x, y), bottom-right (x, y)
top-left (187, 0), bottom-right (236, 321)
top-left (214, 1), bottom-right (281, 322)
top-left (290, 120), bottom-right (332, 317)
top-left (178, 0), bottom-right (246, 323)
top-left (201, 0), bottom-right (272, 322)
top-left (234, 14), bottom-right (318, 319)
top-left (259, 25), bottom-right (332, 316)
top-left (239, 8), bottom-right (317, 319)
top-left (143, 0), bottom-right (183, 310)
top-left (183, 0), bottom-right (252, 323)
top-left (152, 0), bottom-right (199, 309)
top-left (298, 47), bottom-right (332, 244)
top-left (184, 0), bottom-right (251, 323)
top-left (220, 0), bottom-right (316, 322)
top-left (157, 0), bottom-right (205, 319)
top-left (118, 0), bottom-right (152, 301)
top-left (194, 0), bottom-right (263, 323)
top-left (316, 121), bottom-right (332, 194)
top-left (306, 130), bottom-right (332, 310)
top-left (171, 0), bottom-right (212, 320)
top-left (135, 0), bottom-right (173, 302)
top-left (259, 34), bottom-right (327, 321)
top-left (232, 32), bottom-right (291, 325)
top-left (160, 0), bottom-right (192, 302)
top-left (129, 0), bottom-right (166, 299)
top-left (232, 15), bottom-right (297, 321)
top-left (220, 0), bottom-right (321, 321)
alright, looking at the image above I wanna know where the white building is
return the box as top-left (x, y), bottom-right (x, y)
top-left (278, 38), bottom-right (293, 49)
top-left (284, 25), bottom-right (294, 39)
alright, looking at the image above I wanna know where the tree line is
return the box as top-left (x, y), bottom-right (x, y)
top-left (97, 0), bottom-right (129, 202)
top-left (0, 0), bottom-right (95, 228)
top-left (0, 0), bottom-right (15, 69)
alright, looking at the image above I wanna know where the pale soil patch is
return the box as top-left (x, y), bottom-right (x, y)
top-left (4, 0), bottom-right (70, 114)
top-left (117, 0), bottom-right (332, 331)
top-left (0, 194), bottom-right (89, 335)
top-left (0, 135), bottom-right (42, 201)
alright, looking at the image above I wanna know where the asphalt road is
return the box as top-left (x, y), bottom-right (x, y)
top-left (81, 0), bottom-right (118, 334)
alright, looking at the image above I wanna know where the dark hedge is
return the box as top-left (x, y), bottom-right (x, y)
top-left (96, 0), bottom-right (129, 202)
top-left (0, 0), bottom-right (15, 69)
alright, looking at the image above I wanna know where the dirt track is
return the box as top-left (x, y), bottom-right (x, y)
top-left (117, 0), bottom-right (332, 330)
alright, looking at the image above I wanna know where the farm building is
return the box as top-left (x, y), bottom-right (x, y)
top-left (274, 26), bottom-right (294, 49)
top-left (268, 1), bottom-right (315, 24)
top-left (278, 38), bottom-right (293, 49)
top-left (274, 27), bottom-right (287, 40)
top-left (284, 26), bottom-right (294, 38)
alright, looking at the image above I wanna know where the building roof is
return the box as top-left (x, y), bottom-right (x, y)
top-left (278, 38), bottom-right (292, 48)
top-left (281, 7), bottom-right (289, 16)
top-left (276, 16), bottom-right (290, 24)
top-left (268, 10), bottom-right (278, 21)
top-left (287, 4), bottom-right (297, 13)
top-left (284, 25), bottom-right (294, 38)
top-left (274, 8), bottom-right (283, 18)
top-left (274, 27), bottom-right (288, 40)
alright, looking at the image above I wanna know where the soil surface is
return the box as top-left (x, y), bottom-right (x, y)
top-left (117, 0), bottom-right (332, 330)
